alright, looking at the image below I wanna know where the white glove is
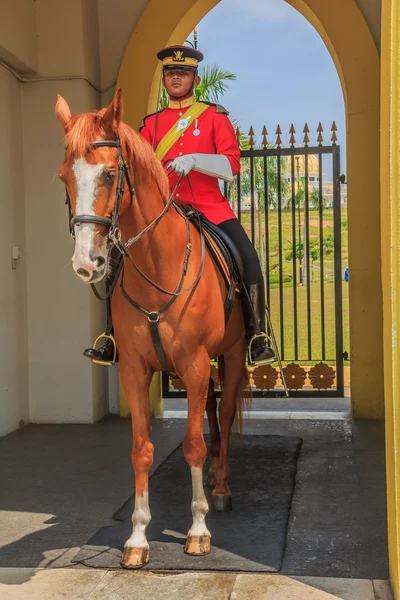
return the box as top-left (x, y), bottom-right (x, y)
top-left (169, 154), bottom-right (234, 182)
top-left (169, 155), bottom-right (196, 176)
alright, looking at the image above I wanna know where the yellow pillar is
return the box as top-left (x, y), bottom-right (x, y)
top-left (119, 373), bottom-right (163, 418)
top-left (381, 1), bottom-right (400, 596)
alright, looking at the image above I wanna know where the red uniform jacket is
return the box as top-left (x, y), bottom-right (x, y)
top-left (139, 103), bottom-right (240, 224)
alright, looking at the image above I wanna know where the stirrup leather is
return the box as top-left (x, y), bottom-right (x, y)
top-left (248, 332), bottom-right (276, 366)
top-left (91, 333), bottom-right (117, 366)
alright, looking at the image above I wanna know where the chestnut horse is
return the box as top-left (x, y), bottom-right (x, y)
top-left (56, 89), bottom-right (248, 569)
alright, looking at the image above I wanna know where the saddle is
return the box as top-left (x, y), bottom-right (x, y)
top-left (173, 202), bottom-right (244, 324)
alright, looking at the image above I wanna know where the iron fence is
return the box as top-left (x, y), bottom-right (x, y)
top-left (163, 122), bottom-right (345, 398)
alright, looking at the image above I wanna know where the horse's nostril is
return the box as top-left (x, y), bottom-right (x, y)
top-left (77, 268), bottom-right (90, 278)
top-left (96, 256), bottom-right (106, 269)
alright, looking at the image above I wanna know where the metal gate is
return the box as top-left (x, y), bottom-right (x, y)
top-left (163, 122), bottom-right (345, 398)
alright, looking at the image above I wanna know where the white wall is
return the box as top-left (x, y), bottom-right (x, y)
top-left (98, 0), bottom-right (148, 93)
top-left (0, 0), bottom-right (112, 434)
top-left (0, 0), bottom-right (37, 71)
top-left (20, 0), bottom-right (109, 425)
top-left (21, 80), bottom-right (109, 424)
top-left (0, 68), bottom-right (29, 436)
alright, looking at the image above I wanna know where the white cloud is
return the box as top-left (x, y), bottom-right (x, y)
top-left (227, 0), bottom-right (297, 22)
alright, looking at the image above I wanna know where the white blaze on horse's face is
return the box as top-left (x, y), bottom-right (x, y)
top-left (72, 157), bottom-right (108, 283)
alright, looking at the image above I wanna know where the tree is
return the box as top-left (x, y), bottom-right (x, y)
top-left (310, 188), bottom-right (329, 209)
top-left (285, 237), bottom-right (333, 263)
top-left (284, 176), bottom-right (305, 212)
top-left (284, 181), bottom-right (329, 212)
top-left (158, 63), bottom-right (236, 109)
top-left (238, 148), bottom-right (289, 210)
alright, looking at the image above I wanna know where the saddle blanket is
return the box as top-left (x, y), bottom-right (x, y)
top-left (203, 228), bottom-right (241, 293)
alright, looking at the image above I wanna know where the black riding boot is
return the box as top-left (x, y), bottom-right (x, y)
top-left (244, 282), bottom-right (276, 365)
top-left (83, 334), bottom-right (117, 365)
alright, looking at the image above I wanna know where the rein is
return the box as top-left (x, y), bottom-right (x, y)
top-left (65, 136), bottom-right (205, 378)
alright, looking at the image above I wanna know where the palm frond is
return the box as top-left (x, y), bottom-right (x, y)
top-left (158, 86), bottom-right (169, 110)
top-left (157, 63), bottom-right (236, 109)
top-left (194, 63), bottom-right (236, 104)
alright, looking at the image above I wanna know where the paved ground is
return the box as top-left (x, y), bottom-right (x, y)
top-left (0, 568), bottom-right (393, 599)
top-left (0, 415), bottom-right (392, 599)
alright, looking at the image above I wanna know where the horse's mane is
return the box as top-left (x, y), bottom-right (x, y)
top-left (64, 109), bottom-right (170, 200)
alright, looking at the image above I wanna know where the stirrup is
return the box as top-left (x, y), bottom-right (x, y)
top-left (248, 332), bottom-right (276, 366)
top-left (91, 333), bottom-right (117, 366)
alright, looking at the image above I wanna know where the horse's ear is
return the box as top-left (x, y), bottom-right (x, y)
top-left (102, 88), bottom-right (124, 134)
top-left (55, 94), bottom-right (72, 131)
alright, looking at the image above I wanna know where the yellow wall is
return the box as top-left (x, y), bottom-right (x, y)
top-left (119, 373), bottom-right (163, 418)
top-left (117, 0), bottom-right (383, 419)
top-left (381, 1), bottom-right (400, 596)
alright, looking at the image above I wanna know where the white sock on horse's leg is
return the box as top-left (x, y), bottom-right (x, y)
top-left (127, 491), bottom-right (151, 549)
top-left (188, 466), bottom-right (210, 538)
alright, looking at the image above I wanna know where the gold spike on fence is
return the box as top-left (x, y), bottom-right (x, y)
top-left (317, 122), bottom-right (324, 145)
top-left (262, 125), bottom-right (268, 147)
top-left (303, 123), bottom-right (310, 146)
top-left (235, 122), bottom-right (338, 149)
top-left (275, 125), bottom-right (282, 147)
top-left (331, 121), bottom-right (338, 145)
top-left (248, 126), bottom-right (255, 148)
top-left (289, 124), bottom-right (296, 146)
top-left (235, 126), bottom-right (240, 146)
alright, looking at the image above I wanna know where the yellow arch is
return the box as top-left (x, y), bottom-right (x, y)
top-left (117, 3), bottom-right (400, 593)
top-left (118, 0), bottom-right (383, 421)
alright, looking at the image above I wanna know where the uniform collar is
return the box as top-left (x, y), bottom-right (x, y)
top-left (168, 96), bottom-right (195, 109)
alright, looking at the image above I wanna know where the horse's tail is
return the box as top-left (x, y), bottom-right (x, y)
top-left (217, 356), bottom-right (252, 436)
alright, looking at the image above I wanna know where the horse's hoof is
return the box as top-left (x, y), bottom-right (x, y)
top-left (120, 546), bottom-right (150, 569)
top-left (207, 472), bottom-right (216, 487)
top-left (211, 494), bottom-right (232, 512)
top-left (184, 535), bottom-right (211, 556)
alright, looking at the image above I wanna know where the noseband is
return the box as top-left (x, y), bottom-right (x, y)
top-left (65, 139), bottom-right (134, 242)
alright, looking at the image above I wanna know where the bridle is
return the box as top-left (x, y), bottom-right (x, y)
top-left (66, 139), bottom-right (135, 244)
top-left (64, 136), bottom-right (205, 378)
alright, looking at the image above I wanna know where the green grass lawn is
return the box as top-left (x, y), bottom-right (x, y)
top-left (238, 207), bottom-right (349, 364)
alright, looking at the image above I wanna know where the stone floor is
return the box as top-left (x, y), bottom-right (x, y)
top-left (0, 569), bottom-right (393, 599)
top-left (0, 415), bottom-right (392, 599)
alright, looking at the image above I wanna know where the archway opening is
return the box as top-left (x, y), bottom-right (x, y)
top-left (114, 0), bottom-right (388, 588)
top-left (118, 0), bottom-right (382, 419)
top-left (161, 0), bottom-right (348, 403)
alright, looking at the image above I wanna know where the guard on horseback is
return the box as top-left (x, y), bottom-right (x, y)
top-left (84, 44), bottom-right (275, 367)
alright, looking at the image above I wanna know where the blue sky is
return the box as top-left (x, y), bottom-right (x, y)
top-left (189, 0), bottom-right (346, 164)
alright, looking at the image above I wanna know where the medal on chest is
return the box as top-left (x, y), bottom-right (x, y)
top-left (193, 118), bottom-right (200, 137)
